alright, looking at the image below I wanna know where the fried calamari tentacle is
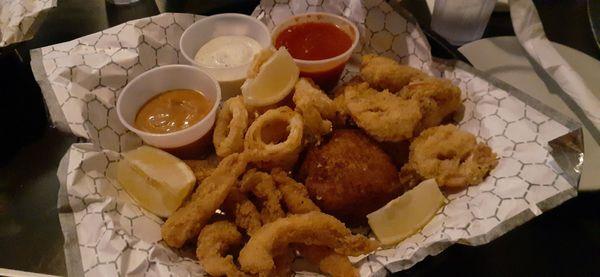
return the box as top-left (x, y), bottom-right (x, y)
top-left (244, 107), bottom-right (304, 170)
top-left (196, 221), bottom-right (247, 277)
top-left (343, 82), bottom-right (422, 142)
top-left (270, 168), bottom-right (320, 214)
top-left (408, 124), bottom-right (498, 188)
top-left (238, 211), bottom-right (379, 275)
top-left (239, 169), bottom-right (285, 224)
top-left (298, 245), bottom-right (358, 277)
top-left (398, 77), bottom-right (462, 133)
top-left (214, 96), bottom-right (249, 157)
top-left (222, 187), bottom-right (262, 236)
top-left (161, 153), bottom-right (248, 248)
top-left (293, 78), bottom-right (336, 143)
top-left (360, 54), bottom-right (427, 92)
top-left (184, 154), bottom-right (219, 182)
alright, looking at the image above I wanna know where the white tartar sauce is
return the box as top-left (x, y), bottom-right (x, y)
top-left (194, 35), bottom-right (262, 68)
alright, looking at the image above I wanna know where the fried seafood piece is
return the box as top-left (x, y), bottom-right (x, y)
top-left (293, 78), bottom-right (336, 143)
top-left (184, 155), bottom-right (219, 182)
top-left (161, 153), bottom-right (248, 248)
top-left (238, 211), bottom-right (379, 275)
top-left (398, 77), bottom-right (462, 132)
top-left (270, 169), bottom-right (358, 277)
top-left (214, 96), bottom-right (249, 157)
top-left (271, 168), bottom-right (320, 214)
top-left (222, 188), bottom-right (262, 236)
top-left (299, 129), bottom-right (403, 225)
top-left (240, 169), bottom-right (285, 224)
top-left (360, 54), bottom-right (428, 92)
top-left (196, 221), bottom-right (247, 277)
top-left (244, 106), bottom-right (304, 170)
top-left (343, 82), bottom-right (422, 142)
top-left (299, 245), bottom-right (358, 277)
top-left (407, 124), bottom-right (498, 188)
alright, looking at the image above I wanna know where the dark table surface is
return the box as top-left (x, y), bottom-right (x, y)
top-left (0, 0), bottom-right (598, 276)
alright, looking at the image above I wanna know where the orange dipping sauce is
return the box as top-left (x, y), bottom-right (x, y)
top-left (274, 22), bottom-right (354, 90)
top-left (135, 89), bottom-right (212, 134)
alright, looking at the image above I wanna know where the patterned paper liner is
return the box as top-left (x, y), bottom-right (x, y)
top-left (30, 1), bottom-right (583, 276)
top-left (0, 0), bottom-right (57, 47)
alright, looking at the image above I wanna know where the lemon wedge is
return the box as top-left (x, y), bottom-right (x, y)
top-left (241, 47), bottom-right (299, 107)
top-left (367, 179), bottom-right (447, 245)
top-left (116, 146), bottom-right (196, 217)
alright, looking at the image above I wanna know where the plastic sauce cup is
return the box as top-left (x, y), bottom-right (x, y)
top-left (271, 12), bottom-right (360, 91)
top-left (116, 65), bottom-right (221, 158)
top-left (180, 13), bottom-right (271, 100)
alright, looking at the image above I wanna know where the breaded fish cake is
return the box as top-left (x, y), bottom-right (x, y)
top-left (299, 129), bottom-right (402, 225)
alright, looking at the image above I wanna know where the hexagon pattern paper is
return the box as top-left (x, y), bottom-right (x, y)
top-left (30, 1), bottom-right (581, 276)
top-left (0, 0), bottom-right (56, 47)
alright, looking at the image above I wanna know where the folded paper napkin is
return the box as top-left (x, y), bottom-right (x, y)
top-left (0, 0), bottom-right (56, 47)
top-left (510, 0), bottom-right (600, 131)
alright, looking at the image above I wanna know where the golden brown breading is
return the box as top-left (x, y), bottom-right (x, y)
top-left (299, 129), bottom-right (403, 225)
top-left (213, 96), bottom-right (249, 157)
top-left (407, 124), bottom-right (498, 188)
top-left (161, 153), bottom-right (248, 248)
top-left (271, 168), bottom-right (321, 214)
top-left (239, 169), bottom-right (285, 224)
top-left (196, 221), bottom-right (247, 277)
top-left (298, 245), bottom-right (358, 277)
top-left (222, 187), bottom-right (262, 236)
top-left (360, 54), bottom-right (428, 92)
top-left (238, 211), bottom-right (379, 275)
top-left (293, 78), bottom-right (336, 143)
top-left (398, 77), bottom-right (462, 133)
top-left (343, 83), bottom-right (422, 142)
top-left (184, 155), bottom-right (219, 182)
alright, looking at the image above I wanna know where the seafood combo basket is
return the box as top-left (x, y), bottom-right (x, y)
top-left (31, 0), bottom-right (583, 276)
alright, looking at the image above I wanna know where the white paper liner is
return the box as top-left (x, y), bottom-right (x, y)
top-left (30, 1), bottom-right (582, 276)
top-left (509, 0), bottom-right (600, 131)
top-left (0, 0), bottom-right (56, 47)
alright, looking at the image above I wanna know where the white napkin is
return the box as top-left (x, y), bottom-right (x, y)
top-left (0, 0), bottom-right (56, 47)
top-left (509, 0), bottom-right (600, 131)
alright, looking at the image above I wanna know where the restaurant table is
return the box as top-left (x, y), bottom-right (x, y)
top-left (0, 0), bottom-right (598, 276)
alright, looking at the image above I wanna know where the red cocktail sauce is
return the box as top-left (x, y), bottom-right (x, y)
top-left (275, 22), bottom-right (353, 90)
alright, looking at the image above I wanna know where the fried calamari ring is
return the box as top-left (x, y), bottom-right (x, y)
top-left (270, 169), bottom-right (359, 277)
top-left (213, 96), bottom-right (249, 157)
top-left (161, 153), bottom-right (248, 248)
top-left (238, 211), bottom-right (379, 275)
top-left (196, 221), bottom-right (247, 277)
top-left (344, 82), bottom-right (422, 142)
top-left (244, 106), bottom-right (303, 169)
top-left (293, 78), bottom-right (336, 143)
top-left (222, 187), bottom-right (262, 235)
top-left (240, 169), bottom-right (285, 224)
top-left (408, 124), bottom-right (498, 188)
top-left (360, 54), bottom-right (428, 92)
top-left (398, 77), bottom-right (462, 133)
